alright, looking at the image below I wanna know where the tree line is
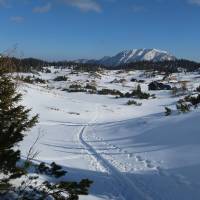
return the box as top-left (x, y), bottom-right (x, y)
top-left (1, 56), bottom-right (200, 73)
top-left (111, 59), bottom-right (200, 72)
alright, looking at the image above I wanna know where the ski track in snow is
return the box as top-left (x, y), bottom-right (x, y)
top-left (77, 107), bottom-right (192, 200)
top-left (77, 105), bottom-right (153, 200)
top-left (87, 123), bottom-right (193, 199)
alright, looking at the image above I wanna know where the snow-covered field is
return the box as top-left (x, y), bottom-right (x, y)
top-left (19, 68), bottom-right (200, 200)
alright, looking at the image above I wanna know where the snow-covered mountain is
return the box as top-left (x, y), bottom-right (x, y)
top-left (74, 59), bottom-right (89, 64)
top-left (99, 49), bottom-right (176, 66)
top-left (75, 49), bottom-right (176, 66)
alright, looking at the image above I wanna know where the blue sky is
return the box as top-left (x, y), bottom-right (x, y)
top-left (0, 0), bottom-right (200, 61)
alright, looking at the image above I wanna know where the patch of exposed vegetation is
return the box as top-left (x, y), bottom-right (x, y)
top-left (126, 100), bottom-right (142, 106)
top-left (18, 75), bottom-right (47, 84)
top-left (53, 75), bottom-right (68, 81)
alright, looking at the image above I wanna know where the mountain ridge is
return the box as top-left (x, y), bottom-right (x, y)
top-left (75, 48), bottom-right (176, 66)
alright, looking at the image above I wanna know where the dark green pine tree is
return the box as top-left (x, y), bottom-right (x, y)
top-left (0, 71), bottom-right (38, 190)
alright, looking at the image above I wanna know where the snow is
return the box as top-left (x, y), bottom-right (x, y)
top-left (76, 49), bottom-right (176, 66)
top-left (19, 68), bottom-right (200, 200)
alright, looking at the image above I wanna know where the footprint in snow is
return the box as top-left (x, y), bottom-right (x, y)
top-left (156, 167), bottom-right (170, 176)
top-left (112, 145), bottom-right (117, 149)
top-left (145, 160), bottom-right (155, 169)
top-left (123, 150), bottom-right (128, 154)
top-left (128, 153), bottom-right (133, 158)
top-left (135, 155), bottom-right (144, 162)
top-left (173, 174), bottom-right (191, 186)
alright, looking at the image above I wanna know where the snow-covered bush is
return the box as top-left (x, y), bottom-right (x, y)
top-left (122, 85), bottom-right (150, 99)
top-left (85, 84), bottom-right (97, 91)
top-left (126, 100), bottom-right (142, 106)
top-left (165, 107), bottom-right (172, 116)
top-left (176, 102), bottom-right (191, 113)
top-left (97, 89), bottom-right (123, 96)
top-left (196, 85), bottom-right (200, 92)
top-left (19, 75), bottom-right (46, 84)
top-left (53, 76), bottom-right (68, 81)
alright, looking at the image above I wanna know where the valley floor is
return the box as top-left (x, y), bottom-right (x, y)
top-left (21, 81), bottom-right (200, 200)
top-left (19, 70), bottom-right (200, 200)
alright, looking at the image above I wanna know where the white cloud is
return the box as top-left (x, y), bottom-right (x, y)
top-left (33, 3), bottom-right (52, 13)
top-left (61, 0), bottom-right (102, 13)
top-left (188, 0), bottom-right (200, 6)
top-left (0, 0), bottom-right (9, 7)
top-left (0, 0), bottom-right (102, 13)
top-left (10, 16), bottom-right (24, 23)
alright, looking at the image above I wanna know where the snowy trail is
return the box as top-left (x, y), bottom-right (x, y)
top-left (77, 105), bottom-right (153, 200)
